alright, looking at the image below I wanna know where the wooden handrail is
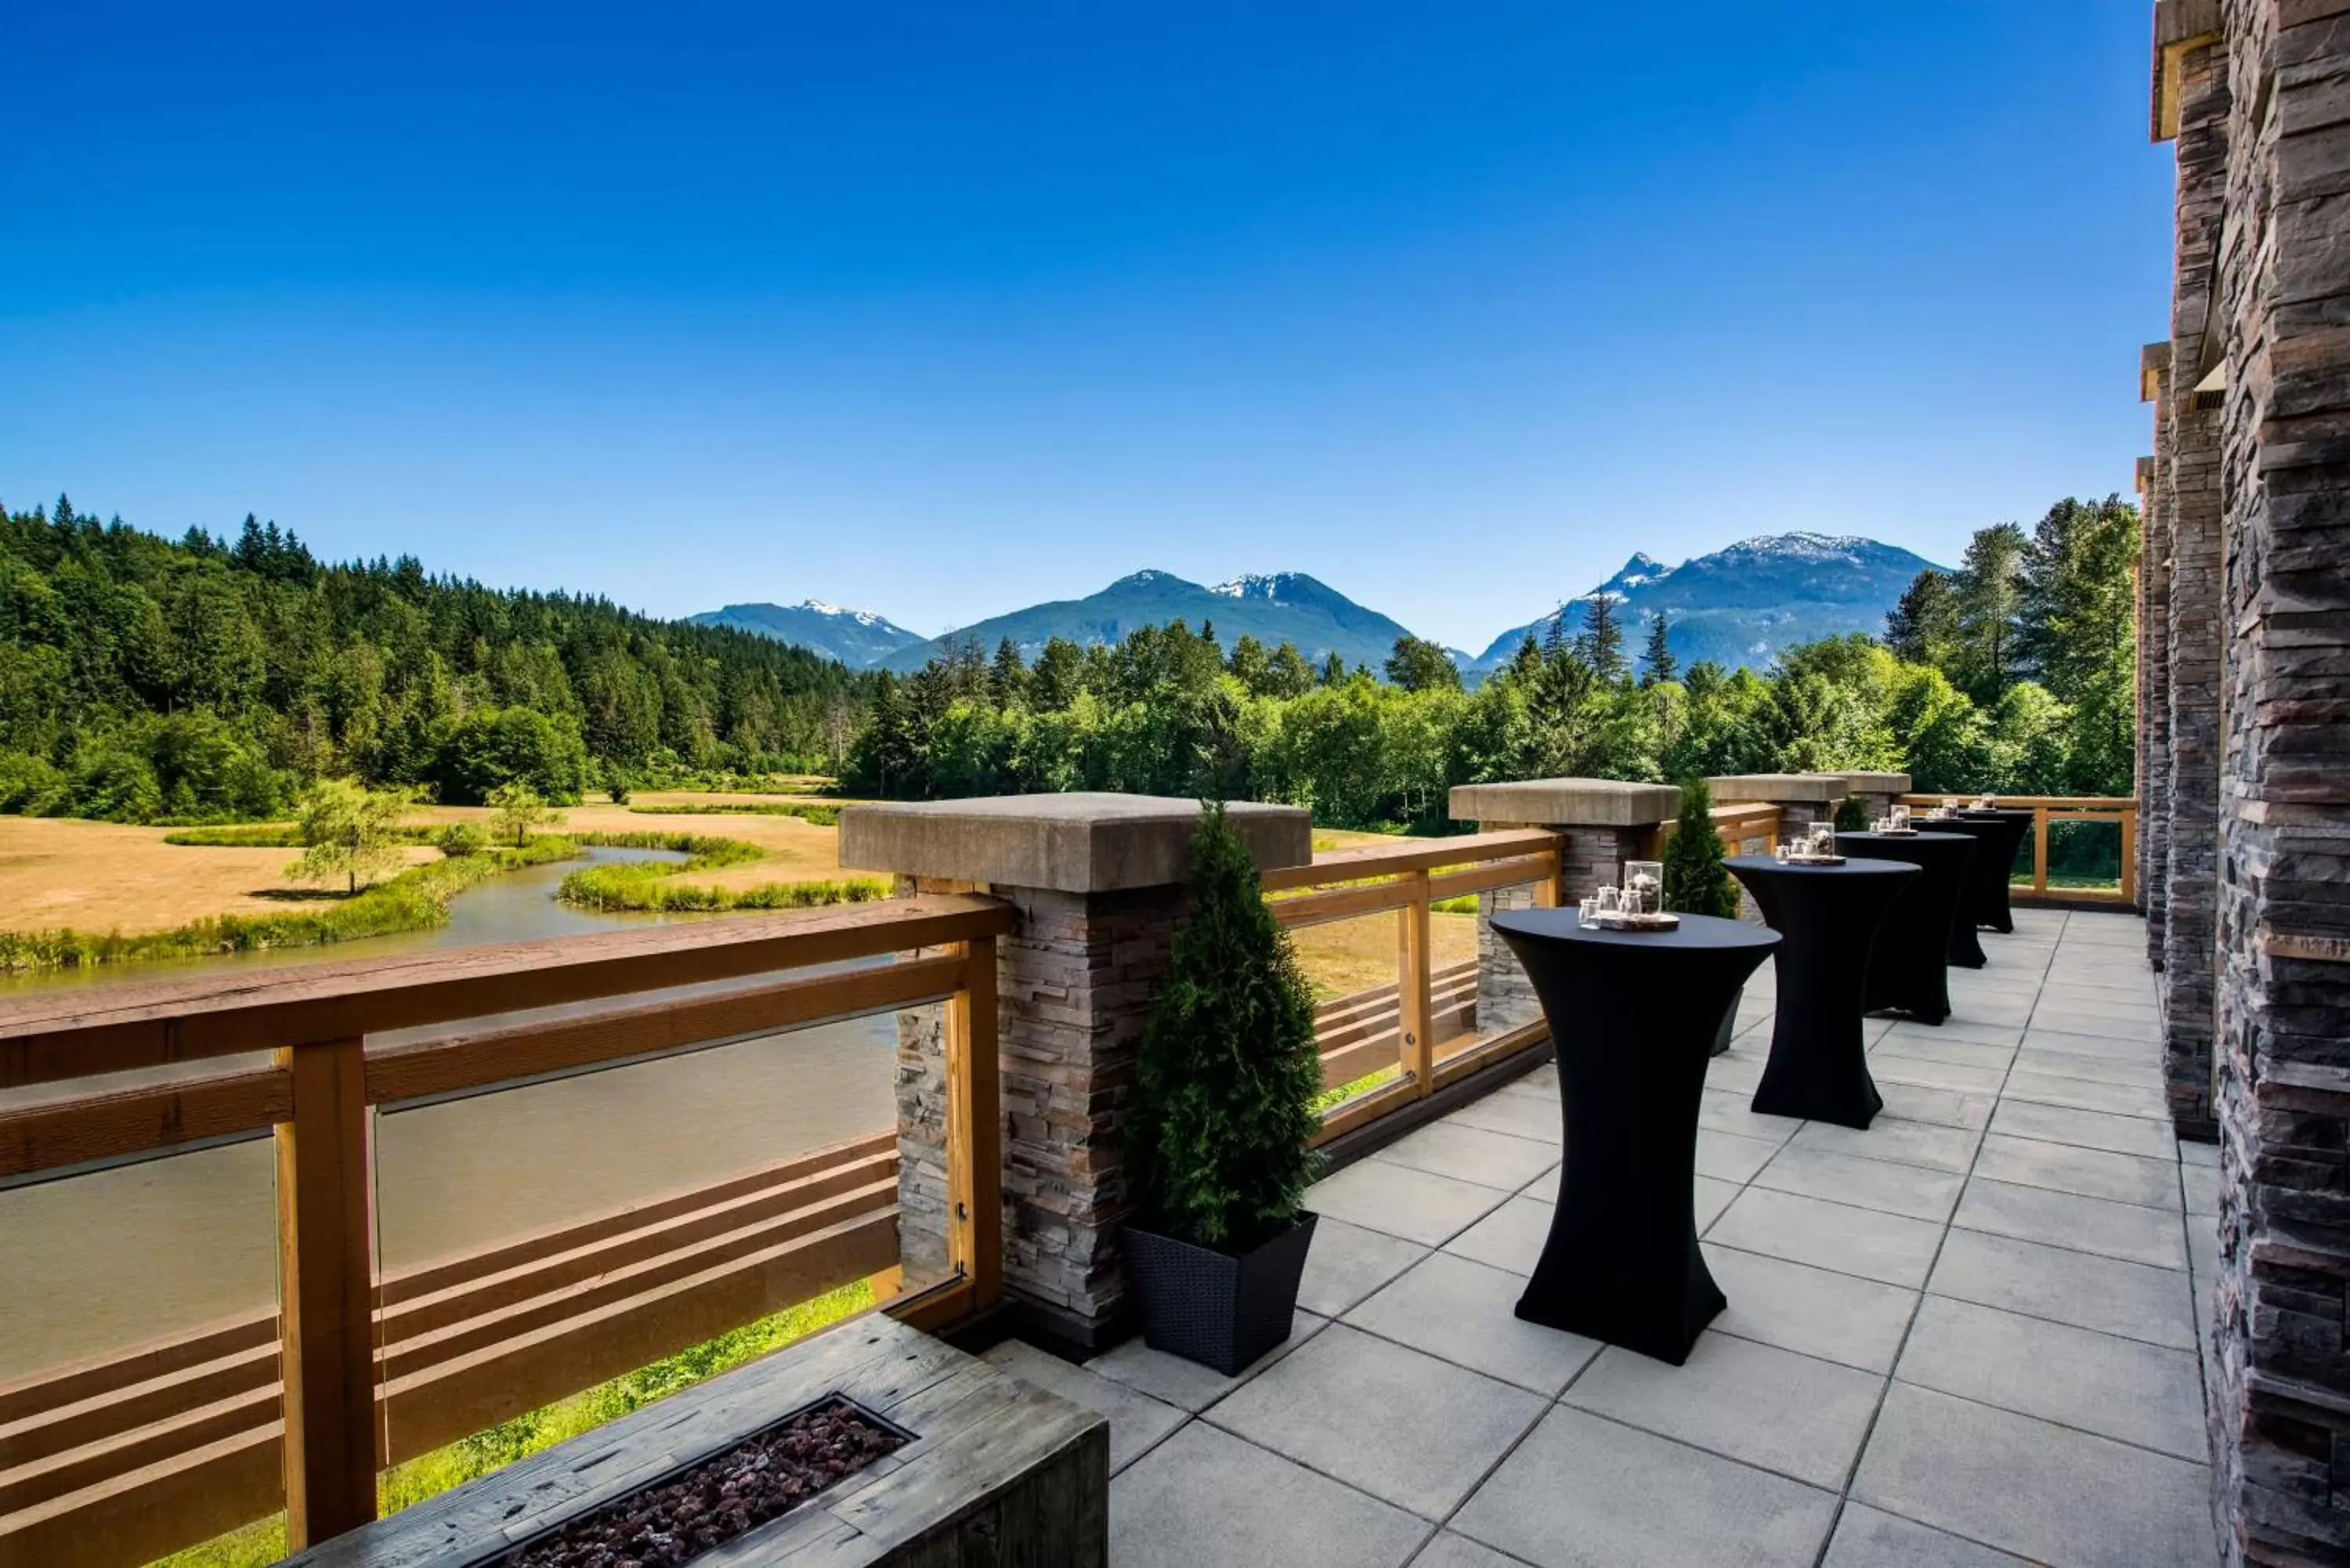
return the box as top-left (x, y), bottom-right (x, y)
top-left (1273, 833), bottom-right (1562, 1130)
top-left (0, 894), bottom-right (1015, 1093)
top-left (0, 891), bottom-right (1014, 1567)
top-left (1897, 793), bottom-right (2138, 905)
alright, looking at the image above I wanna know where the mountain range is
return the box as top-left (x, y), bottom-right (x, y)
top-left (692, 532), bottom-right (1947, 679)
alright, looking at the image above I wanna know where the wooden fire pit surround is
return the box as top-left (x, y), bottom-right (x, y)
top-left (280, 1317), bottom-right (1106, 1568)
top-left (0, 779), bottom-right (2144, 1566)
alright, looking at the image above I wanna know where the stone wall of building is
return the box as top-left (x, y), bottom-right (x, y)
top-left (2141, 446), bottom-right (2172, 969)
top-left (2204, 1), bottom-right (2350, 1561)
top-left (2161, 24), bottom-right (2231, 1143)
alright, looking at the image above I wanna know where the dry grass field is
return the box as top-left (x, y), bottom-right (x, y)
top-left (0, 804), bottom-right (1482, 975)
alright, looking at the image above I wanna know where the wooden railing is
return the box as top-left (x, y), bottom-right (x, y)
top-left (1265, 829), bottom-right (1563, 1144)
top-left (1900, 794), bottom-right (2138, 905)
top-left (0, 895), bottom-right (1013, 1568)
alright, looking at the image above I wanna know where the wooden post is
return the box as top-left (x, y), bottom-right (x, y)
top-left (275, 1037), bottom-right (377, 1548)
top-left (2120, 807), bottom-right (2138, 906)
top-left (1398, 872), bottom-right (1434, 1094)
top-left (2034, 808), bottom-right (2052, 897)
top-left (942, 937), bottom-right (1003, 1310)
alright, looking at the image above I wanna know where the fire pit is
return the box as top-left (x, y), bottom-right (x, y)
top-left (284, 1318), bottom-right (1107, 1568)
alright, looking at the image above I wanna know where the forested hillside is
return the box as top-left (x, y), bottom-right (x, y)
top-left (0, 498), bottom-right (862, 822)
top-left (848, 497), bottom-right (2141, 835)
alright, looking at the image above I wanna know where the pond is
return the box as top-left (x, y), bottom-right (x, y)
top-left (0, 844), bottom-right (904, 1381)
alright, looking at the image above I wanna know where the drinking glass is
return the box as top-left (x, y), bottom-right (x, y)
top-left (1625, 860), bottom-right (1664, 918)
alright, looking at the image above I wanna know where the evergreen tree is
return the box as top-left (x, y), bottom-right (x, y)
top-left (1031, 636), bottom-right (1085, 710)
top-left (1542, 606), bottom-right (1568, 660)
top-left (1265, 641), bottom-right (1317, 698)
top-left (1884, 569), bottom-right (1961, 667)
top-left (1318, 649), bottom-right (1347, 686)
top-left (1951, 522), bottom-right (2029, 703)
top-left (1227, 634), bottom-right (1272, 695)
top-left (1660, 776), bottom-right (1740, 919)
top-left (1576, 594), bottom-right (1626, 682)
top-left (1640, 611), bottom-right (1678, 687)
top-left (1128, 801), bottom-right (1321, 1249)
top-left (989, 637), bottom-right (1029, 705)
top-left (1383, 634), bottom-right (1460, 692)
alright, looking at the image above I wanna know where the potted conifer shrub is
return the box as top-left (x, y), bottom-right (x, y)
top-left (1661, 775), bottom-right (1747, 1054)
top-left (1123, 800), bottom-right (1325, 1376)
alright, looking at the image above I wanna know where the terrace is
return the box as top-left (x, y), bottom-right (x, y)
top-left (0, 776), bottom-right (2178, 1568)
top-left (1027, 905), bottom-right (2215, 1568)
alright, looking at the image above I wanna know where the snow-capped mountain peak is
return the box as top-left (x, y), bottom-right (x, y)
top-left (793, 598), bottom-right (892, 627)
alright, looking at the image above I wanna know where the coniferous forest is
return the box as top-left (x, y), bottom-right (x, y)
top-left (0, 493), bottom-right (2138, 835)
top-left (0, 498), bottom-right (862, 822)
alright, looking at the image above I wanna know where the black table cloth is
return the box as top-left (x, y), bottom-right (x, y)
top-left (1925, 809), bottom-right (2032, 934)
top-left (1491, 909), bottom-right (1780, 1365)
top-left (1723, 856), bottom-right (1920, 1129)
top-left (1833, 831), bottom-right (1974, 1024)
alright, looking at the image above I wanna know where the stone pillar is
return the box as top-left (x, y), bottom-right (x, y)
top-left (841, 794), bottom-right (1312, 1349)
top-left (1835, 771), bottom-right (1912, 827)
top-left (1708, 773), bottom-right (1849, 838)
top-left (1448, 779), bottom-right (1680, 1035)
top-left (2154, 6), bottom-right (2229, 1146)
top-left (2189, 1), bottom-right (2350, 1560)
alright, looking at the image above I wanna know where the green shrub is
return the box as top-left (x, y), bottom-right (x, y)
top-left (0, 753), bottom-right (63, 814)
top-left (1833, 794), bottom-right (1870, 832)
top-left (436, 821), bottom-right (489, 856)
top-left (1662, 777), bottom-right (1741, 919)
top-left (1128, 800), bottom-right (1323, 1251)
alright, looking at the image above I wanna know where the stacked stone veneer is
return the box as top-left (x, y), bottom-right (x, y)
top-left (2157, 6), bottom-right (2231, 1145)
top-left (1835, 772), bottom-right (1912, 827)
top-left (1474, 826), bottom-right (1657, 1033)
top-left (2139, 443), bottom-right (2172, 966)
top-left (1452, 779), bottom-right (1679, 1033)
top-left (847, 794), bottom-right (1311, 1347)
top-left (2150, 0), bottom-right (2350, 1560)
top-left (891, 881), bottom-right (1183, 1321)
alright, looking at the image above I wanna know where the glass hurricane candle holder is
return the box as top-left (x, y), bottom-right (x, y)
top-left (1774, 840), bottom-right (1793, 863)
top-left (1809, 824), bottom-right (1836, 858)
top-left (1889, 804), bottom-right (1911, 831)
top-left (1578, 894), bottom-right (1597, 923)
top-left (1596, 884), bottom-right (1622, 916)
top-left (1625, 860), bottom-right (1664, 918)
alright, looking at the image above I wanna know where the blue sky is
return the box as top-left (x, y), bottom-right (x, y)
top-left (2, 2), bottom-right (2171, 651)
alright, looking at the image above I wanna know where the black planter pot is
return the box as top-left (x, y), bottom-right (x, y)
top-left (1124, 1211), bottom-right (1318, 1376)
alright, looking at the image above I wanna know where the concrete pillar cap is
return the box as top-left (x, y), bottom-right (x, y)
top-left (839, 793), bottom-right (1312, 894)
top-left (1448, 778), bottom-right (1679, 829)
top-left (1708, 774), bottom-right (1847, 805)
top-left (1831, 771), bottom-right (1913, 793)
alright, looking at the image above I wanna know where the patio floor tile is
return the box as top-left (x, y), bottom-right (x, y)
top-left (1707, 1187), bottom-right (1946, 1288)
top-left (981, 1339), bottom-right (1186, 1475)
top-left (1441, 1194), bottom-right (1553, 1275)
top-left (1894, 1295), bottom-right (2207, 1461)
top-left (1208, 1323), bottom-right (1546, 1518)
top-left (2183, 1160), bottom-right (2218, 1217)
top-left (1875, 1082), bottom-right (1998, 1131)
top-left (1952, 1177), bottom-right (2189, 1270)
top-left (1344, 1251), bottom-right (1602, 1394)
top-left (1970, 1133), bottom-right (2180, 1210)
top-left (1373, 1120), bottom-right (1560, 1192)
top-left (2007, 1046), bottom-right (2167, 1089)
top-left (1452, 1405), bottom-right (1838, 1568)
top-left (1307, 1157), bottom-right (1512, 1246)
top-left (1987, 1100), bottom-right (2175, 1161)
top-left (1927, 1229), bottom-right (2196, 1349)
top-left (1998, 1069), bottom-right (2169, 1121)
top-left (1789, 1117), bottom-right (1983, 1173)
top-left (1409, 1532), bottom-right (1530, 1568)
top-left (1444, 1086), bottom-right (1563, 1144)
top-left (1695, 1126), bottom-right (1788, 1182)
top-left (1086, 1309), bottom-right (1326, 1411)
top-left (1701, 1241), bottom-right (1920, 1372)
top-left (1821, 1501), bottom-right (2033, 1566)
top-left (1111, 1421), bottom-right (1426, 1568)
top-left (1866, 1053), bottom-right (2011, 1094)
top-left (1752, 1144), bottom-right (1965, 1224)
top-left (1297, 1215), bottom-right (1432, 1317)
top-left (1852, 1383), bottom-right (2215, 1568)
top-left (1562, 1330), bottom-right (1885, 1489)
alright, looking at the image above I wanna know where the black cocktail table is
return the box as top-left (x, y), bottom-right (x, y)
top-left (1724, 856), bottom-right (1920, 1129)
top-left (1834, 831), bottom-right (1973, 1024)
top-left (1491, 909), bottom-right (1780, 1365)
top-left (1928, 810), bottom-right (2032, 934)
